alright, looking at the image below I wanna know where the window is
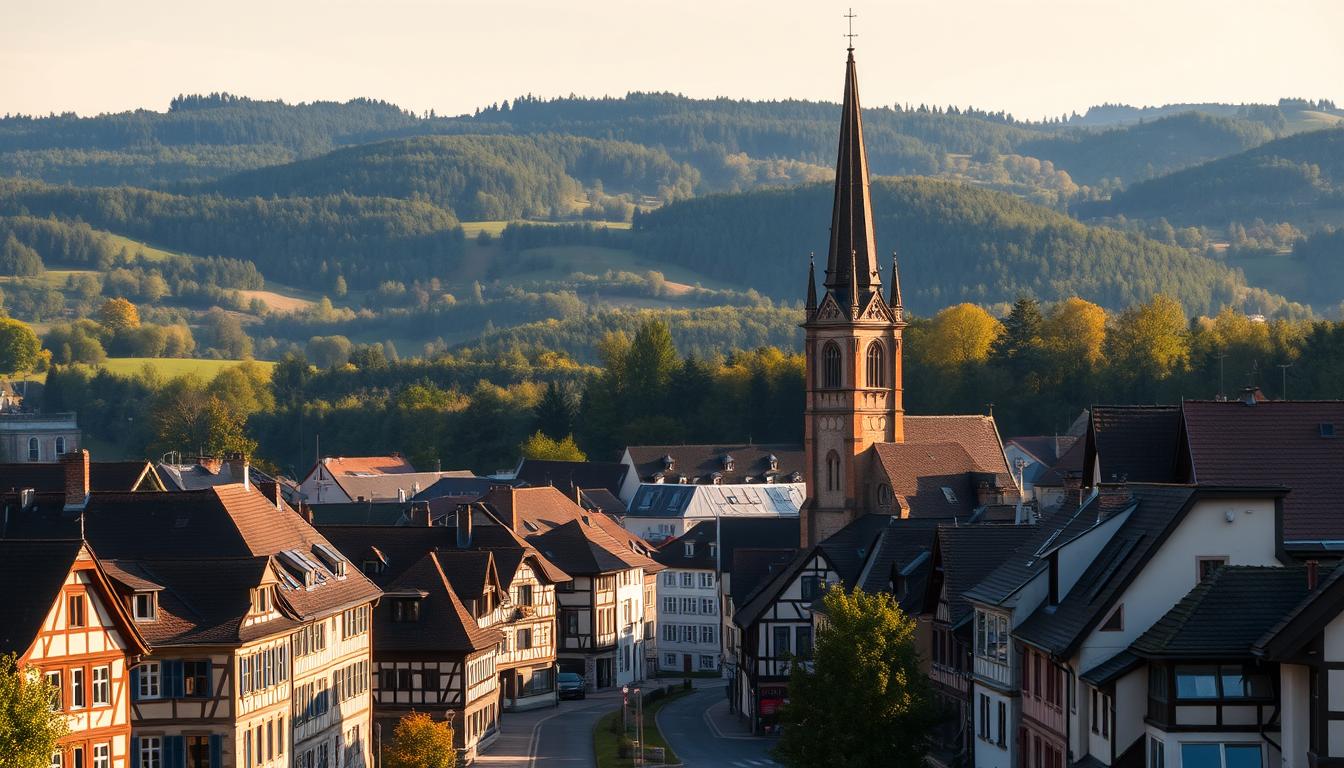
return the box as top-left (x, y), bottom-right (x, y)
top-left (68, 594), bottom-right (86, 628)
top-left (71, 748), bottom-right (83, 768)
top-left (681, 597), bottom-right (696, 614)
top-left (184, 660), bottom-right (210, 697)
top-left (700, 572), bottom-right (715, 588)
top-left (93, 745), bottom-right (109, 768)
top-left (683, 542), bottom-right (695, 558)
top-left (1149, 736), bottom-right (1165, 768)
top-left (702, 624), bottom-right (716, 644)
top-left (701, 598), bottom-right (715, 614)
top-left (139, 737), bottom-right (162, 768)
top-left (663, 624), bottom-right (676, 642)
top-left (342, 605), bottom-right (370, 638)
top-left (44, 671), bottom-right (62, 710)
top-left (1098, 603), bottom-right (1124, 631)
top-left (50, 752), bottom-right (62, 768)
top-left (662, 573), bottom-right (675, 587)
top-left (137, 662), bottom-right (161, 699)
top-left (1198, 557), bottom-right (1229, 582)
top-left (565, 611), bottom-right (579, 636)
top-left (680, 572), bottom-right (694, 587)
top-left (974, 610), bottom-right (1009, 663)
top-left (70, 668), bottom-right (85, 708)
top-left (517, 629), bottom-right (532, 650)
top-left (997, 700), bottom-right (1006, 746)
top-left (56, 437), bottom-right (66, 455)
top-left (801, 575), bottom-right (821, 601)
top-left (516, 584), bottom-right (533, 606)
top-left (663, 597), bottom-right (677, 614)
top-left (825, 452), bottom-right (841, 492)
top-left (866, 341), bottom-right (885, 388)
top-left (92, 666), bottom-right (110, 705)
top-left (292, 623), bottom-right (327, 657)
top-left (773, 625), bottom-right (791, 657)
top-left (664, 653), bottom-right (677, 666)
top-left (978, 694), bottom-right (990, 739)
top-left (133, 592), bottom-right (157, 621)
top-left (822, 342), bottom-right (842, 388)
top-left (252, 587), bottom-right (272, 614)
top-left (28, 437), bottom-right (39, 461)
top-left (1179, 743), bottom-right (1263, 768)
top-left (391, 598), bottom-right (420, 622)
top-left (795, 627), bottom-right (812, 658)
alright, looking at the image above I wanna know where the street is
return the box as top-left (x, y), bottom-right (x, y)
top-left (476, 689), bottom-right (621, 768)
top-left (656, 684), bottom-right (782, 768)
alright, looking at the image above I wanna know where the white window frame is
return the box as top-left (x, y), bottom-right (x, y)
top-left (134, 592), bottom-right (157, 622)
top-left (28, 437), bottom-right (39, 461)
top-left (700, 572), bottom-right (715, 588)
top-left (70, 668), bottom-right (85, 709)
top-left (140, 737), bottom-right (162, 768)
top-left (92, 666), bottom-right (110, 706)
top-left (138, 662), bottom-right (161, 700)
top-left (93, 745), bottom-right (109, 768)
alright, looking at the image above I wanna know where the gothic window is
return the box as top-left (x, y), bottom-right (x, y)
top-left (825, 451), bottom-right (841, 492)
top-left (866, 341), bottom-right (885, 388)
top-left (822, 342), bottom-right (842, 388)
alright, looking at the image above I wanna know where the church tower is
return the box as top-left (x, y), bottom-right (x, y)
top-left (800, 43), bottom-right (906, 548)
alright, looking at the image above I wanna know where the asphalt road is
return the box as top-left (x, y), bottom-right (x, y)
top-left (656, 684), bottom-right (782, 768)
top-left (477, 690), bottom-right (619, 768)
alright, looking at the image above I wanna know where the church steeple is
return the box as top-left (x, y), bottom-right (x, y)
top-left (823, 48), bottom-right (881, 311)
top-left (805, 253), bottom-right (818, 317)
top-left (889, 249), bottom-right (903, 317)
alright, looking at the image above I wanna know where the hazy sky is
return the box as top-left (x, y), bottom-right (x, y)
top-left (4, 0), bottom-right (1342, 119)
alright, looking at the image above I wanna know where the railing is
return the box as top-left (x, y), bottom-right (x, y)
top-left (973, 656), bottom-right (1014, 688)
top-left (929, 664), bottom-right (969, 693)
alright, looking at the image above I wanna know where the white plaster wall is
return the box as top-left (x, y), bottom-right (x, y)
top-left (1114, 667), bottom-right (1147, 759)
top-left (1057, 509), bottom-right (1129, 601)
top-left (973, 684), bottom-right (1013, 768)
top-left (1279, 664), bottom-right (1310, 768)
top-left (615, 569), bottom-right (644, 687)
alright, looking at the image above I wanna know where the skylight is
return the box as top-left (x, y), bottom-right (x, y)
top-left (941, 487), bottom-right (958, 503)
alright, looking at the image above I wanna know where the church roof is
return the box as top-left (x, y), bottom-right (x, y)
top-left (872, 415), bottom-right (1016, 519)
top-left (823, 48), bottom-right (882, 311)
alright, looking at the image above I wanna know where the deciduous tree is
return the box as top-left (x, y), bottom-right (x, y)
top-left (382, 712), bottom-right (457, 768)
top-left (0, 652), bottom-right (68, 768)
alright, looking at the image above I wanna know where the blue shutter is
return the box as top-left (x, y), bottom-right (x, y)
top-left (131, 738), bottom-right (140, 768)
top-left (164, 661), bottom-right (181, 698)
top-left (164, 736), bottom-right (184, 768)
top-left (209, 735), bottom-right (222, 768)
top-left (130, 667), bottom-right (140, 702)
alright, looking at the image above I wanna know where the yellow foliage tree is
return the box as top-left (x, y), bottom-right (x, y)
top-left (383, 712), bottom-right (457, 768)
top-left (923, 303), bottom-right (1003, 369)
top-left (97, 297), bottom-right (140, 332)
top-left (1044, 297), bottom-right (1108, 366)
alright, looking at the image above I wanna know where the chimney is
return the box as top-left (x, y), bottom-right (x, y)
top-left (1063, 471), bottom-right (1085, 506)
top-left (408, 501), bottom-right (432, 527)
top-left (258, 480), bottom-right (283, 511)
top-left (1308, 560), bottom-right (1320, 590)
top-left (484, 485), bottom-right (519, 532)
top-left (298, 501), bottom-right (314, 524)
top-left (397, 488), bottom-right (406, 504)
top-left (62, 449), bottom-right (90, 511)
top-left (226, 453), bottom-right (250, 490)
top-left (199, 456), bottom-right (223, 474)
top-left (455, 504), bottom-right (473, 548)
top-left (1096, 481), bottom-right (1133, 522)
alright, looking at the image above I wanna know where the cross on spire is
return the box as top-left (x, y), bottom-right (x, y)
top-left (844, 8), bottom-right (858, 50)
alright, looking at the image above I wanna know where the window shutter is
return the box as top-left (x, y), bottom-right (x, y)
top-left (165, 735), bottom-right (184, 768)
top-left (130, 667), bottom-right (140, 702)
top-left (131, 738), bottom-right (140, 768)
top-left (170, 661), bottom-right (185, 698)
top-left (209, 735), bottom-right (222, 768)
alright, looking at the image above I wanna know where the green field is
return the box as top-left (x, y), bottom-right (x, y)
top-left (460, 219), bottom-right (633, 237)
top-left (95, 357), bottom-right (275, 378)
top-left (102, 233), bottom-right (182, 262)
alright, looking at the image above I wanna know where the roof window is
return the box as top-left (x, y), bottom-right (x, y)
top-left (941, 487), bottom-right (958, 503)
top-left (1321, 423), bottom-right (1336, 438)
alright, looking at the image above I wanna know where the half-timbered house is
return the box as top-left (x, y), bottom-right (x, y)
top-left (0, 539), bottom-right (148, 768)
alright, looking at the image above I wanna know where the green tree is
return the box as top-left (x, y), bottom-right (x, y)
top-left (383, 711), bottom-right (457, 768)
top-left (1106, 294), bottom-right (1190, 382)
top-left (534, 381), bottom-right (573, 440)
top-left (519, 431), bottom-right (587, 462)
top-left (623, 319), bottom-right (679, 409)
top-left (775, 587), bottom-right (934, 768)
top-left (0, 653), bottom-right (68, 768)
top-left (0, 233), bottom-right (44, 276)
top-left (0, 318), bottom-right (42, 375)
top-left (150, 375), bottom-right (257, 456)
top-left (203, 308), bottom-right (253, 359)
top-left (306, 335), bottom-right (353, 369)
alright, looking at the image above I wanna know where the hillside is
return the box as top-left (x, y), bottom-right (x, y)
top-left (1087, 126), bottom-right (1344, 228)
top-left (1019, 112), bottom-right (1273, 186)
top-left (630, 177), bottom-right (1245, 314)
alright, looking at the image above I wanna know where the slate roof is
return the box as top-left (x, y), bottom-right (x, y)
top-left (1181, 400), bottom-right (1344, 545)
top-left (409, 476), bottom-right (496, 503)
top-left (1255, 563), bottom-right (1344, 657)
top-left (627, 483), bottom-right (804, 519)
top-left (157, 461), bottom-right (276, 492)
top-left (872, 415), bottom-right (1016, 519)
top-left (0, 539), bottom-right (83, 654)
top-left (729, 548), bottom-right (798, 608)
top-left (652, 517), bottom-right (801, 572)
top-left (1131, 565), bottom-right (1313, 660)
top-left (308, 501), bottom-right (407, 526)
top-left (1085, 406), bottom-right (1182, 484)
top-left (334, 471), bottom-right (472, 503)
top-left (931, 524), bottom-right (1041, 629)
top-left (514, 459), bottom-right (628, 497)
top-left (578, 488), bottom-right (627, 517)
top-left (1033, 435), bottom-right (1087, 489)
top-left (624, 443), bottom-right (804, 485)
top-left (1079, 650), bottom-right (1141, 687)
top-left (377, 551), bottom-right (501, 654)
top-left (1008, 436), bottom-right (1079, 467)
top-left (1014, 484), bottom-right (1199, 656)
top-left (963, 500), bottom-right (1104, 608)
top-left (0, 461), bottom-right (163, 493)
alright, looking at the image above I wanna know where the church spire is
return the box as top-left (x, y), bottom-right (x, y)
top-left (889, 249), bottom-right (903, 316)
top-left (805, 253), bottom-right (818, 317)
top-left (823, 46), bottom-right (881, 311)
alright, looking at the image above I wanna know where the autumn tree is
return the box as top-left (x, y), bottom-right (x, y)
top-left (775, 587), bottom-right (934, 768)
top-left (149, 374), bottom-right (257, 456)
top-left (0, 653), bottom-right (68, 768)
top-left (1043, 297), bottom-right (1108, 367)
top-left (97, 297), bottom-right (140, 332)
top-left (383, 712), bottom-right (457, 768)
top-left (922, 303), bottom-right (1002, 369)
top-left (519, 431), bottom-right (587, 462)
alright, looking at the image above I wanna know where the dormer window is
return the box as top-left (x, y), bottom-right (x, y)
top-left (768, 454), bottom-right (779, 471)
top-left (652, 472), bottom-right (666, 484)
top-left (662, 454), bottom-right (676, 471)
top-left (789, 472), bottom-right (803, 483)
top-left (251, 586), bottom-right (273, 614)
top-left (392, 598), bottom-right (421, 623)
top-left (941, 486), bottom-right (958, 504)
top-left (708, 542), bottom-right (717, 558)
top-left (684, 542), bottom-right (695, 557)
top-left (133, 592), bottom-right (157, 622)
top-left (711, 473), bottom-right (723, 485)
top-left (721, 454), bottom-right (735, 472)
top-left (361, 560), bottom-right (382, 576)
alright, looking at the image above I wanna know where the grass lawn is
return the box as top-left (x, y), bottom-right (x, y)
top-left (592, 686), bottom-right (693, 768)
top-left (96, 357), bottom-right (275, 378)
top-left (460, 219), bottom-right (633, 238)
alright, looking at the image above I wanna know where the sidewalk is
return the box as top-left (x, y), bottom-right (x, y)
top-left (703, 699), bottom-right (759, 740)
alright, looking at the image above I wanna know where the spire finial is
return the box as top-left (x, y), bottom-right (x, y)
top-left (844, 8), bottom-right (858, 51)
top-left (805, 251), bottom-right (818, 316)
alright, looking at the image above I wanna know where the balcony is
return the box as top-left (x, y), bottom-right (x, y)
top-left (973, 655), bottom-right (1015, 689)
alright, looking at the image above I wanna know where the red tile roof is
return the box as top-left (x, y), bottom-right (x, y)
top-left (872, 415), bottom-right (1016, 518)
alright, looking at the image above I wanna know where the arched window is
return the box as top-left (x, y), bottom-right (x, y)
top-left (866, 341), bottom-right (885, 388)
top-left (822, 342), bottom-right (842, 388)
top-left (826, 451), bottom-right (841, 492)
top-left (27, 437), bottom-right (39, 462)
top-left (55, 437), bottom-right (66, 456)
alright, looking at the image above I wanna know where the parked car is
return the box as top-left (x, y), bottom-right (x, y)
top-left (558, 672), bottom-right (586, 700)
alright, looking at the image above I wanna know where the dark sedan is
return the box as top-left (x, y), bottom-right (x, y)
top-left (557, 671), bottom-right (586, 700)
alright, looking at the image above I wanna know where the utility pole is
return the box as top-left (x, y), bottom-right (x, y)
top-left (1278, 363), bottom-right (1294, 401)
top-left (1215, 353), bottom-right (1229, 400)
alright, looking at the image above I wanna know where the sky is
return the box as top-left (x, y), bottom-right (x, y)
top-left (4, 0), bottom-right (1343, 120)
